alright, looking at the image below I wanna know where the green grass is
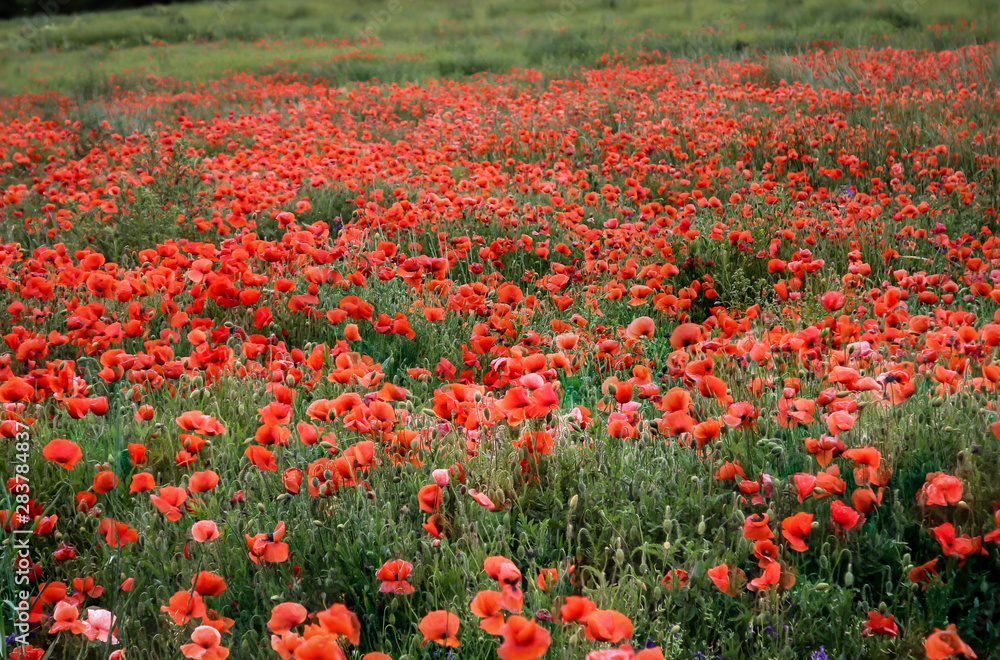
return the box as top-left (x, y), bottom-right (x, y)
top-left (0, 0), bottom-right (998, 95)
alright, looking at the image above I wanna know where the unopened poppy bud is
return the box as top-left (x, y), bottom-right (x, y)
top-left (568, 494), bottom-right (579, 511)
top-left (474, 390), bottom-right (483, 402)
top-left (662, 540), bottom-right (671, 551)
top-left (957, 500), bottom-right (971, 512)
top-left (697, 517), bottom-right (706, 535)
top-left (313, 520), bottom-right (323, 527)
top-left (878, 602), bottom-right (887, 614)
top-left (844, 565), bottom-right (854, 587)
top-left (811, 520), bottom-right (820, 531)
top-left (615, 548), bottom-right (625, 564)
top-left (286, 374), bottom-right (295, 387)
top-left (670, 624), bottom-right (681, 634)
top-left (256, 502), bottom-right (266, 513)
top-left (319, 441), bottom-right (334, 450)
top-left (421, 408), bottom-right (435, 416)
top-left (814, 582), bottom-right (830, 591)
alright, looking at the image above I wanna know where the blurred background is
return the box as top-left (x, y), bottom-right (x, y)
top-left (0, 0), bottom-right (996, 95)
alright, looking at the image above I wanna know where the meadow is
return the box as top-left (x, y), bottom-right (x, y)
top-left (1, 1), bottom-right (1000, 660)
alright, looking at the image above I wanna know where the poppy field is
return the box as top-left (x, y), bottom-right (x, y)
top-left (2, 12), bottom-right (1000, 660)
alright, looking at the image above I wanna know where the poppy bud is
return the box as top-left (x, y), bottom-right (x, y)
top-left (878, 602), bottom-right (887, 614)
top-left (697, 517), bottom-right (706, 535)
top-left (568, 494), bottom-right (579, 511)
top-left (844, 565), bottom-right (854, 587)
top-left (663, 540), bottom-right (671, 551)
top-left (814, 582), bottom-right (830, 591)
top-left (256, 502), bottom-right (266, 513)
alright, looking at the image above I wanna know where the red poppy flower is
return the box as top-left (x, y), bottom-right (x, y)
top-left (583, 610), bottom-right (633, 643)
top-left (42, 439), bottom-right (83, 470)
top-left (246, 521), bottom-right (289, 564)
top-left (268, 602), bottom-right (308, 635)
top-left (497, 615), bottom-right (551, 660)
top-left (376, 559), bottom-right (415, 594)
top-left (418, 610), bottom-right (460, 647)
top-left (863, 611), bottom-right (899, 637)
top-left (924, 623), bottom-right (976, 659)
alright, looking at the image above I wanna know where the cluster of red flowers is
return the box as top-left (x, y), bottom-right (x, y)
top-left (2, 41), bottom-right (1000, 659)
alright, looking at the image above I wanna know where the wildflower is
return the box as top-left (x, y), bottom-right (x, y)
top-left (418, 610), bottom-right (460, 647)
top-left (49, 601), bottom-right (87, 634)
top-left (42, 439), bottom-right (83, 470)
top-left (191, 520), bottom-right (220, 542)
top-left (471, 590), bottom-right (505, 634)
top-left (924, 624), bottom-right (976, 659)
top-left (376, 559), bottom-right (415, 594)
top-left (267, 602), bottom-right (307, 635)
top-left (497, 616), bottom-right (551, 660)
top-left (583, 610), bottom-right (633, 643)
top-left (863, 611), bottom-right (899, 637)
top-left (246, 522), bottom-right (290, 564)
top-left (181, 625), bottom-right (230, 660)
